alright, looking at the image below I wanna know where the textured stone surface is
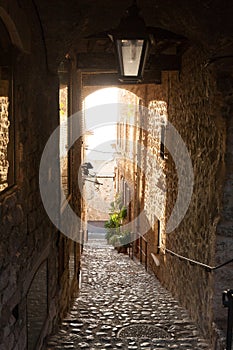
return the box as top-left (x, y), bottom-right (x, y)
top-left (114, 45), bottom-right (232, 348)
top-left (1, 2), bottom-right (233, 350)
top-left (0, 3), bottom-right (82, 349)
top-left (45, 243), bottom-right (211, 349)
top-left (162, 45), bottom-right (233, 346)
top-left (214, 59), bottom-right (233, 335)
top-left (35, 0), bottom-right (233, 72)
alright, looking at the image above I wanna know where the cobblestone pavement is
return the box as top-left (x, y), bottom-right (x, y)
top-left (46, 240), bottom-right (211, 349)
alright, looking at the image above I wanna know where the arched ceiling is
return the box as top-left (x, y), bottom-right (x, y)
top-left (33, 0), bottom-right (233, 69)
top-left (0, 18), bottom-right (11, 51)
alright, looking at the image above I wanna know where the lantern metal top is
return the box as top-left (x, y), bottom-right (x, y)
top-left (108, 1), bottom-right (150, 83)
top-left (110, 2), bottom-right (149, 40)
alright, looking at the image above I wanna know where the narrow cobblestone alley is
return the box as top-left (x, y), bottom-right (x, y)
top-left (46, 239), bottom-right (212, 350)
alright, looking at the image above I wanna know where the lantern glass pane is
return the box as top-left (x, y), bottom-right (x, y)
top-left (120, 39), bottom-right (144, 76)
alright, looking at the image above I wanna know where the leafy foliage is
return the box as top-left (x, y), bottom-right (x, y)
top-left (104, 193), bottom-right (129, 248)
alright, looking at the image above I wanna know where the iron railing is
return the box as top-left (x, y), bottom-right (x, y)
top-left (165, 248), bottom-right (233, 272)
top-left (165, 248), bottom-right (233, 349)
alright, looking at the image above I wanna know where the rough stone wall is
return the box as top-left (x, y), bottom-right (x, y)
top-left (0, 96), bottom-right (10, 191)
top-left (0, 3), bottom-right (81, 349)
top-left (162, 46), bottom-right (226, 342)
top-left (213, 56), bottom-right (233, 340)
top-left (114, 44), bottom-right (231, 347)
top-left (83, 50), bottom-right (231, 347)
top-left (115, 86), bottom-right (165, 266)
top-left (143, 98), bottom-right (168, 270)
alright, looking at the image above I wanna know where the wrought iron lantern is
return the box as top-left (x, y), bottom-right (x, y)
top-left (109, 1), bottom-right (150, 83)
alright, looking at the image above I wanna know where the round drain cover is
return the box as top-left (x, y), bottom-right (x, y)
top-left (117, 324), bottom-right (170, 339)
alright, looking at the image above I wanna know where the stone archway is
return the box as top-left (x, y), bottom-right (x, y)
top-left (82, 87), bottom-right (141, 224)
top-left (0, 5), bottom-right (30, 52)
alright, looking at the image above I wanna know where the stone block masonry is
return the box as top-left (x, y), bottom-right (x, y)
top-left (162, 45), bottom-right (232, 346)
top-left (0, 96), bottom-right (10, 192)
top-left (113, 45), bottom-right (232, 348)
top-left (0, 2), bottom-right (82, 349)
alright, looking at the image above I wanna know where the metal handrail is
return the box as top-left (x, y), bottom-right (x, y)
top-left (164, 248), bottom-right (233, 349)
top-left (165, 248), bottom-right (233, 272)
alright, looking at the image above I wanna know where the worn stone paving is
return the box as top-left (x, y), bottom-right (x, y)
top-left (46, 240), bottom-right (211, 349)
